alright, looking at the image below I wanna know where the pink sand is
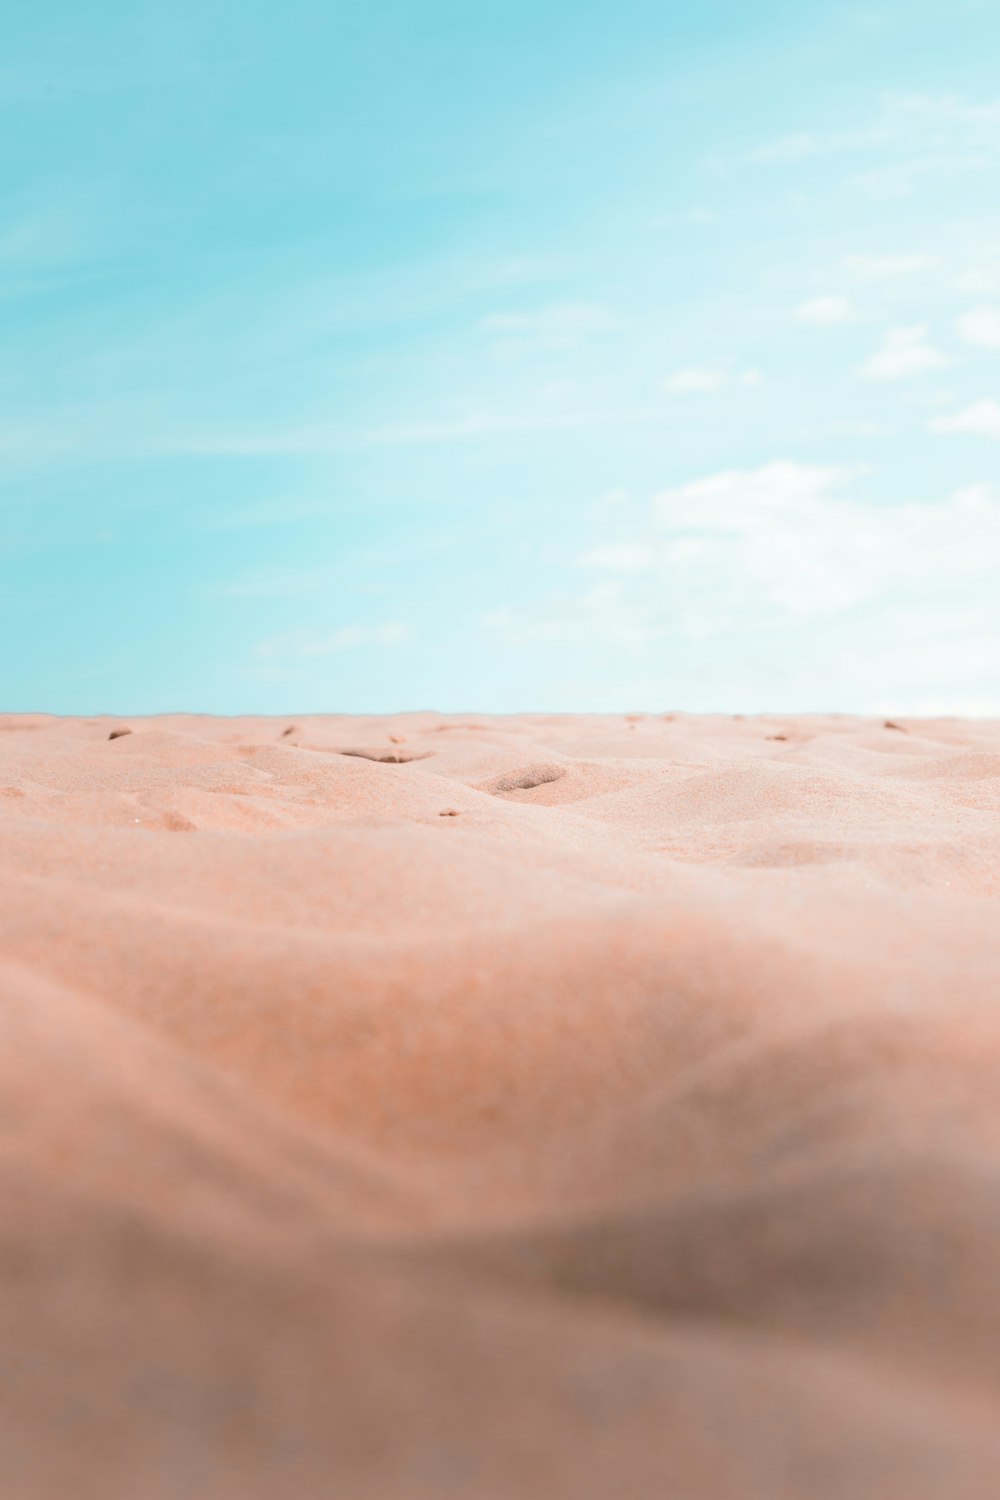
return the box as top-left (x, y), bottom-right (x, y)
top-left (3, 710), bottom-right (1000, 1497)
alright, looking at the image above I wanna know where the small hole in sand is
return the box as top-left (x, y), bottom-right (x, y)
top-left (109, 728), bottom-right (132, 740)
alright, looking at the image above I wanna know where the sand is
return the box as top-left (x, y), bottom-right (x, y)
top-left (3, 709), bottom-right (1000, 1497)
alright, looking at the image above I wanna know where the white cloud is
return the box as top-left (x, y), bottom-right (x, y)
top-left (861, 325), bottom-right (948, 380)
top-left (888, 92), bottom-right (1000, 128)
top-left (483, 588), bottom-right (654, 647)
top-left (209, 568), bottom-right (327, 599)
top-left (930, 400), bottom-right (1000, 437)
top-left (797, 295), bottom-right (852, 326)
top-left (483, 464), bottom-right (1000, 710)
top-left (664, 366), bottom-right (760, 395)
top-left (957, 306), bottom-right (1000, 348)
top-left (844, 254), bottom-right (937, 278)
top-left (749, 132), bottom-right (819, 165)
top-left (645, 465), bottom-right (999, 616)
top-left (749, 93), bottom-right (1000, 189)
top-left (480, 302), bottom-right (621, 349)
top-left (571, 462), bottom-right (1000, 625)
top-left (254, 623), bottom-right (411, 661)
top-left (651, 462), bottom-right (868, 617)
top-left (580, 543), bottom-right (654, 571)
top-left (194, 412), bottom-right (625, 457)
top-left (665, 367), bottom-right (726, 394)
top-left (958, 259), bottom-right (1000, 295)
top-left (950, 483), bottom-right (996, 508)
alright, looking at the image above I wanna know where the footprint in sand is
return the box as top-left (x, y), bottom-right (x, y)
top-left (162, 810), bottom-right (197, 832)
top-left (481, 764), bottom-right (566, 795)
top-left (336, 748), bottom-right (433, 765)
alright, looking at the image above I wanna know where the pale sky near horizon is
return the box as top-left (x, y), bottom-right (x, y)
top-left (4, 0), bottom-right (1000, 715)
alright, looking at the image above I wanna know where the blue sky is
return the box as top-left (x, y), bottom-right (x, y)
top-left (4, 0), bottom-right (999, 715)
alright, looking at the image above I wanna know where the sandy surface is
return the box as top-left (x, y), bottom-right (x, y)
top-left (3, 710), bottom-right (1000, 1497)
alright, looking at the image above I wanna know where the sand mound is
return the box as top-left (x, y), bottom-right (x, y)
top-left (2, 711), bottom-right (1000, 1497)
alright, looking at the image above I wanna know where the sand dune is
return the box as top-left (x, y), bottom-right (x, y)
top-left (2, 711), bottom-right (1000, 1497)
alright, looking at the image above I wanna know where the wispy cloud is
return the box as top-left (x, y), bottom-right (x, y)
top-left (930, 400), bottom-right (1000, 437)
top-left (957, 306), bottom-right (1000, 348)
top-left (482, 463), bottom-right (1000, 715)
top-left (861, 325), bottom-right (948, 380)
top-left (580, 543), bottom-right (654, 572)
top-left (957, 257), bottom-right (1000, 295)
top-left (750, 93), bottom-right (1000, 182)
top-left (205, 569), bottom-right (329, 600)
top-left (664, 366), bottom-right (761, 395)
top-left (479, 302), bottom-right (621, 351)
top-left (160, 407), bottom-right (650, 459)
top-left (253, 623), bottom-right (411, 662)
top-left (844, 253), bottom-right (937, 278)
top-left (749, 132), bottom-right (819, 165)
top-left (664, 367), bottom-right (727, 394)
top-left (641, 465), bottom-right (999, 618)
top-left (797, 295), bottom-right (853, 326)
top-left (482, 586), bottom-right (657, 647)
top-left (0, 199), bottom-right (100, 272)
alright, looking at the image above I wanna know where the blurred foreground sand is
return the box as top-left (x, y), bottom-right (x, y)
top-left (3, 710), bottom-right (1000, 1497)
